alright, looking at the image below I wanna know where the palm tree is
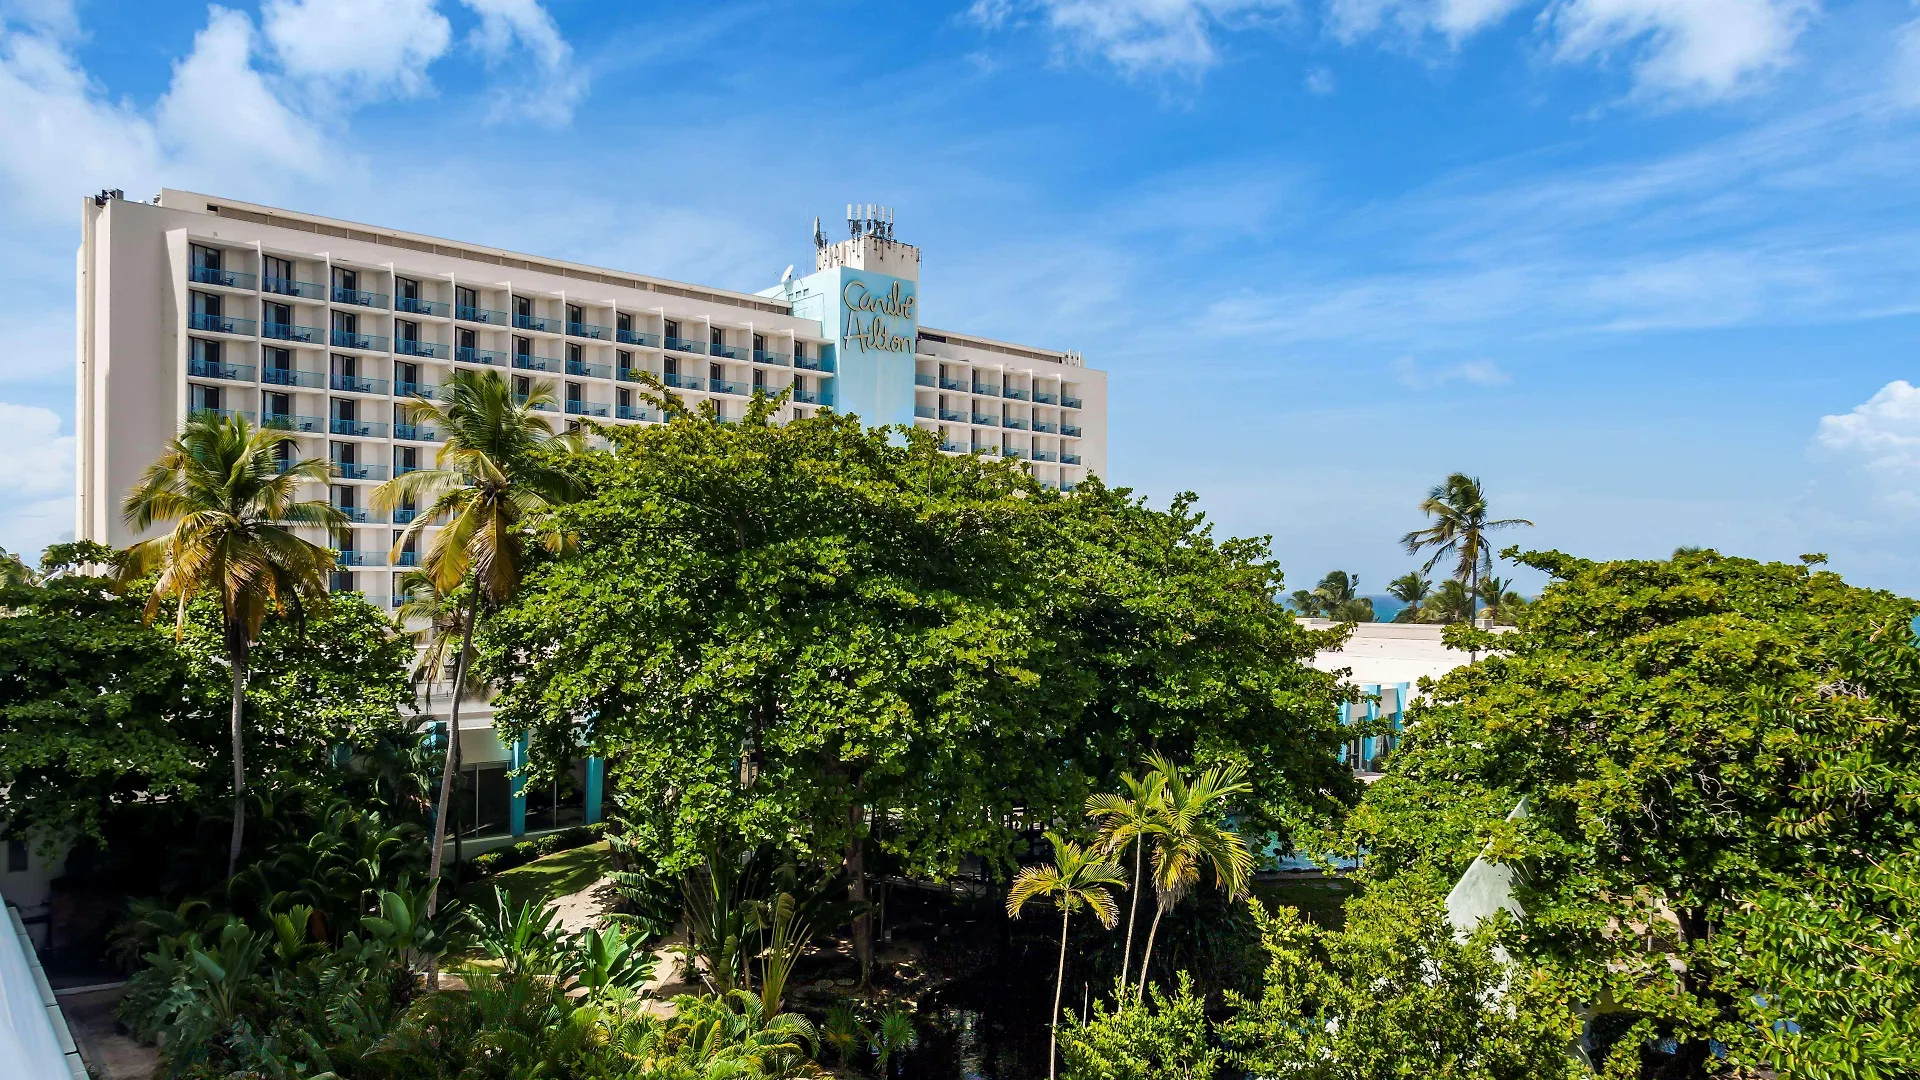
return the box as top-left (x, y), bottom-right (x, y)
top-left (1420, 578), bottom-right (1475, 624)
top-left (0, 547), bottom-right (37, 587)
top-left (1007, 831), bottom-right (1124, 1080)
top-left (1476, 575), bottom-right (1528, 626)
top-left (372, 369), bottom-right (580, 941)
top-left (396, 570), bottom-right (479, 867)
top-left (1132, 753), bottom-right (1256, 1001)
top-left (1085, 770), bottom-right (1167, 998)
top-left (1400, 473), bottom-right (1532, 631)
top-left (1386, 571), bottom-right (1431, 623)
top-left (1290, 571), bottom-right (1374, 622)
top-left (119, 412), bottom-right (345, 875)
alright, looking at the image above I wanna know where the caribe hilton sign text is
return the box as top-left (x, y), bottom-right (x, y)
top-left (842, 278), bottom-right (916, 354)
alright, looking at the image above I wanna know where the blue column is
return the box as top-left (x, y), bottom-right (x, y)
top-left (509, 734), bottom-right (528, 837)
top-left (585, 757), bottom-right (604, 825)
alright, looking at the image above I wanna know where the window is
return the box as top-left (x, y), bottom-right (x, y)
top-left (457, 327), bottom-right (476, 351)
top-left (513, 296), bottom-right (533, 318)
top-left (6, 838), bottom-right (26, 873)
top-left (331, 353), bottom-right (357, 377)
top-left (513, 335), bottom-right (531, 358)
top-left (752, 369), bottom-right (765, 390)
top-left (663, 356), bottom-right (678, 377)
top-left (566, 382), bottom-right (583, 403)
top-left (190, 291), bottom-right (222, 316)
top-left (397, 277), bottom-right (420, 301)
top-left (513, 375), bottom-right (531, 397)
top-left (454, 765), bottom-right (513, 839)
top-left (709, 327), bottom-right (724, 349)
top-left (617, 388), bottom-right (631, 408)
top-left (190, 244), bottom-right (221, 271)
top-left (752, 333), bottom-right (765, 353)
top-left (456, 285), bottom-right (478, 310)
top-left (264, 256), bottom-right (293, 286)
top-left (664, 319), bottom-right (680, 341)
top-left (708, 363), bottom-right (721, 383)
top-left (396, 319), bottom-right (419, 345)
top-left (191, 338), bottom-right (223, 366)
top-left (522, 761), bottom-right (588, 833)
top-left (617, 349), bottom-right (632, 372)
top-left (333, 398), bottom-right (356, 421)
top-left (191, 384), bottom-right (222, 412)
top-left (617, 312), bottom-right (632, 333)
top-left (567, 342), bottom-right (583, 364)
top-left (332, 267), bottom-right (358, 291)
top-left (795, 343), bottom-right (809, 363)
top-left (333, 440), bottom-right (357, 466)
top-left (264, 301), bottom-right (291, 328)
top-left (395, 361), bottom-right (418, 388)
top-left (567, 304), bottom-right (583, 324)
top-left (395, 445), bottom-right (418, 471)
top-left (265, 392), bottom-right (290, 417)
top-left (331, 310), bottom-right (357, 335)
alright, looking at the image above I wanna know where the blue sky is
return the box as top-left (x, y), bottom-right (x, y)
top-left (2, 0), bottom-right (1919, 596)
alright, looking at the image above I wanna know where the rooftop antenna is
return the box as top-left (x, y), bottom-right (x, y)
top-left (780, 264), bottom-right (794, 283)
top-left (812, 216), bottom-right (827, 251)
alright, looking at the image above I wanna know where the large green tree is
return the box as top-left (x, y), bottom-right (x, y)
top-left (482, 407), bottom-right (1355, 967)
top-left (1344, 549), bottom-right (1920, 1078)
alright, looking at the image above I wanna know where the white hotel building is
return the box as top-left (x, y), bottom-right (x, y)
top-left (75, 190), bottom-right (1110, 605)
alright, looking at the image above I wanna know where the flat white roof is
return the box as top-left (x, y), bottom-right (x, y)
top-left (1304, 620), bottom-right (1480, 690)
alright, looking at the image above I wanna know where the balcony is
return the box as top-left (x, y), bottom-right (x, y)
top-left (332, 506), bottom-right (386, 524)
top-left (617, 328), bottom-right (661, 347)
top-left (1032, 421), bottom-right (1059, 434)
top-left (753, 349), bottom-right (792, 366)
top-left (264, 277), bottom-right (326, 300)
top-left (1003, 448), bottom-right (1027, 460)
top-left (337, 550), bottom-right (380, 566)
top-left (395, 423), bottom-right (441, 442)
top-left (263, 321), bottom-right (323, 344)
top-left (332, 286), bottom-right (389, 308)
top-left (513, 353), bottom-right (560, 373)
top-left (616, 404), bottom-right (654, 422)
top-left (972, 413), bottom-right (999, 426)
top-left (262, 413), bottom-right (325, 433)
top-left (1032, 450), bottom-right (1058, 462)
top-left (330, 374), bottom-right (389, 395)
top-left (939, 409), bottom-right (966, 423)
top-left (329, 417), bottom-right (388, 438)
top-left (510, 393), bottom-right (556, 412)
top-left (331, 461), bottom-right (389, 481)
top-left (664, 336), bottom-right (708, 355)
top-left (457, 304), bottom-right (508, 326)
top-left (396, 296), bottom-right (449, 317)
top-left (915, 405), bottom-right (936, 419)
top-left (710, 378), bottom-right (749, 396)
top-left (262, 367), bottom-right (325, 388)
top-left (565, 400), bottom-right (610, 417)
top-left (972, 384), bottom-right (1000, 396)
top-left (710, 342), bottom-right (745, 360)
top-left (1062, 396), bottom-right (1083, 409)
top-left (394, 380), bottom-right (441, 400)
top-left (330, 330), bottom-right (388, 352)
top-left (971, 444), bottom-right (997, 455)
top-left (188, 358), bottom-right (253, 381)
top-left (1002, 417), bottom-right (1028, 431)
top-left (395, 338), bottom-right (447, 359)
top-left (618, 366), bottom-right (650, 383)
top-left (939, 377), bottom-right (967, 391)
top-left (393, 462), bottom-right (426, 476)
top-left (663, 372), bottom-right (704, 391)
top-left (567, 320), bottom-right (611, 340)
top-left (792, 386), bottom-right (821, 404)
top-left (1062, 453), bottom-right (1082, 465)
top-left (456, 346), bottom-right (504, 366)
top-left (1002, 386), bottom-right (1030, 401)
top-left (191, 266), bottom-right (255, 289)
top-left (1062, 481), bottom-right (1077, 492)
top-left (940, 441), bottom-right (967, 453)
top-left (391, 508), bottom-right (418, 524)
top-left (1033, 390), bottom-right (1059, 405)
top-left (566, 359), bottom-right (612, 379)
top-left (190, 407), bottom-right (253, 423)
top-left (1062, 424), bottom-right (1082, 438)
top-left (794, 352), bottom-right (835, 373)
top-left (189, 312), bottom-right (255, 335)
top-left (915, 373), bottom-right (937, 387)
top-left (513, 312), bottom-right (558, 333)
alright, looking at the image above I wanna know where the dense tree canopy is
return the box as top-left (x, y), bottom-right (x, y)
top-left (482, 409), bottom-right (1356, 894)
top-left (1343, 549), bottom-right (1920, 1078)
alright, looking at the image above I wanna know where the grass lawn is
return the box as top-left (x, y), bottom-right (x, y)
top-left (458, 841), bottom-right (615, 917)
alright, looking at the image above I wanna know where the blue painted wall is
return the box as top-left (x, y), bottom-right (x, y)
top-left (786, 266), bottom-right (917, 430)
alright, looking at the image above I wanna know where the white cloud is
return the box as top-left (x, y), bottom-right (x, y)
top-left (1895, 15), bottom-right (1920, 107)
top-left (0, 18), bottom-right (161, 220)
top-left (262, 0), bottom-right (452, 102)
top-left (1327, 0), bottom-right (1527, 42)
top-left (0, 402), bottom-right (74, 560)
top-left (1815, 380), bottom-right (1920, 503)
top-left (156, 6), bottom-right (329, 180)
top-left (970, 0), bottom-right (1294, 77)
top-left (1392, 355), bottom-right (1511, 387)
top-left (459, 0), bottom-right (587, 122)
top-left (1304, 63), bottom-right (1337, 91)
top-left (1547, 0), bottom-right (1816, 100)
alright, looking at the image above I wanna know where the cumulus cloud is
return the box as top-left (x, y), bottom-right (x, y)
top-left (1326, 0), bottom-right (1527, 42)
top-left (263, 0), bottom-right (452, 102)
top-left (460, 0), bottom-right (587, 122)
top-left (0, 15), bottom-right (161, 219)
top-left (970, 0), bottom-right (1293, 77)
top-left (1392, 355), bottom-right (1512, 388)
top-left (1815, 380), bottom-right (1920, 503)
top-left (157, 6), bottom-right (330, 180)
top-left (0, 402), bottom-right (74, 560)
top-left (1546, 0), bottom-right (1815, 100)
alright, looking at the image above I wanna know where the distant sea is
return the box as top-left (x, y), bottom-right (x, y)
top-left (1368, 595), bottom-right (1407, 622)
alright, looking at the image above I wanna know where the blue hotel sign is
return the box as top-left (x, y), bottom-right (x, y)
top-left (784, 266), bottom-right (919, 429)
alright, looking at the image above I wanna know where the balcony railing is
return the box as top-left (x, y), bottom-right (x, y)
top-left (395, 551), bottom-right (420, 567)
top-left (753, 349), bottom-right (792, 366)
top-left (189, 312), bottom-right (255, 335)
top-left (939, 409), bottom-right (966, 423)
top-left (331, 506), bottom-right (386, 524)
top-left (567, 320), bottom-right (611, 340)
top-left (1003, 448), bottom-right (1027, 460)
top-left (915, 373), bottom-right (937, 387)
top-left (330, 330), bottom-right (387, 351)
top-left (1033, 390), bottom-right (1059, 405)
top-left (710, 342), bottom-right (745, 360)
top-left (617, 328), bottom-right (661, 348)
top-left (337, 551), bottom-right (380, 566)
top-left (939, 377), bottom-right (967, 391)
top-left (971, 444), bottom-right (997, 455)
top-left (940, 441), bottom-right (966, 453)
top-left (263, 321), bottom-right (323, 344)
top-left (1062, 396), bottom-right (1083, 409)
top-left (262, 413), bottom-right (325, 433)
top-left (1062, 424), bottom-right (1082, 438)
top-left (794, 352), bottom-right (835, 372)
top-left (1032, 421), bottom-right (1059, 434)
top-left (332, 287), bottom-right (389, 308)
top-left (1062, 482), bottom-right (1077, 492)
top-left (1032, 450), bottom-right (1058, 462)
top-left (616, 404), bottom-right (654, 422)
top-left (792, 387), bottom-right (821, 404)
top-left (513, 353), bottom-right (560, 372)
top-left (190, 407), bottom-right (253, 423)
top-left (330, 374), bottom-right (388, 394)
top-left (565, 400), bottom-right (610, 417)
top-left (456, 346), bottom-right (504, 366)
top-left (972, 413), bottom-right (999, 426)
top-left (618, 367), bottom-right (650, 383)
top-left (914, 405), bottom-right (936, 419)
top-left (1002, 386), bottom-right (1030, 401)
top-left (972, 384), bottom-right (1000, 396)
top-left (1062, 453), bottom-right (1082, 465)
top-left (188, 358), bottom-right (253, 381)
top-left (513, 312), bottom-right (558, 333)
top-left (664, 336), bottom-right (708, 355)
top-left (264, 277), bottom-right (326, 300)
top-left (396, 296), bottom-right (449, 317)
top-left (663, 372), bottom-right (704, 390)
top-left (391, 508), bottom-right (418, 524)
top-left (1002, 417), bottom-right (1028, 431)
top-left (330, 461), bottom-right (388, 481)
top-left (457, 304), bottom-right (508, 326)
top-left (510, 394), bottom-right (556, 412)
top-left (394, 462), bottom-right (426, 476)
top-left (329, 417), bottom-right (388, 438)
top-left (566, 359), bottom-right (612, 379)
top-left (394, 381), bottom-right (440, 400)
top-left (710, 378), bottom-right (749, 396)
top-left (191, 266), bottom-right (255, 289)
top-left (395, 423), bottom-right (440, 442)
top-left (395, 338), bottom-right (447, 359)
top-left (262, 367), bottom-right (325, 388)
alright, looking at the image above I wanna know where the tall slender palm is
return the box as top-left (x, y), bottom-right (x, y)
top-left (1007, 832), bottom-right (1124, 1080)
top-left (119, 412), bottom-right (344, 875)
top-left (1132, 753), bottom-right (1256, 1001)
top-left (373, 369), bottom-right (580, 940)
top-left (1386, 571), bottom-right (1431, 623)
top-left (1085, 770), bottom-right (1168, 998)
top-left (1400, 473), bottom-right (1533, 631)
top-left (397, 569), bottom-right (479, 865)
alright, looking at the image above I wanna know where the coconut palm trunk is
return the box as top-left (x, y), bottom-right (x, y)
top-left (1120, 835), bottom-right (1141, 994)
top-left (1050, 908), bottom-right (1071, 1080)
top-left (225, 627), bottom-right (250, 877)
top-left (1135, 902), bottom-right (1166, 1003)
top-left (424, 594), bottom-right (477, 988)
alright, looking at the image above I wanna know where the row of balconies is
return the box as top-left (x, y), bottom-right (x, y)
top-left (914, 373), bottom-right (1082, 408)
top-left (913, 404), bottom-right (1084, 437)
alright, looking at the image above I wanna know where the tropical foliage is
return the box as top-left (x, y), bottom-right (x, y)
top-left (1400, 472), bottom-right (1531, 628)
top-left (1288, 569), bottom-right (1375, 622)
